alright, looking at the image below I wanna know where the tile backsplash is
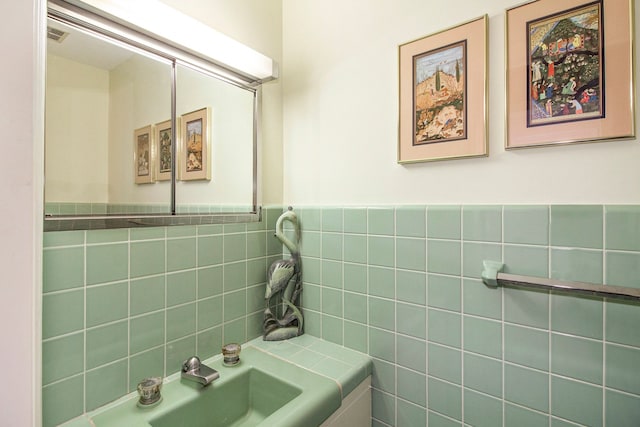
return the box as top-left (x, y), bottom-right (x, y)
top-left (42, 204), bottom-right (640, 427)
top-left (294, 205), bottom-right (640, 427)
top-left (41, 207), bottom-right (283, 426)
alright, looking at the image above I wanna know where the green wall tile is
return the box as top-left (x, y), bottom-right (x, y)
top-left (463, 278), bottom-right (501, 320)
top-left (131, 240), bottom-right (165, 278)
top-left (166, 303), bottom-right (196, 341)
top-left (369, 266), bottom-right (395, 298)
top-left (551, 293), bottom-right (602, 339)
top-left (343, 320), bottom-right (368, 353)
top-left (463, 205), bottom-right (502, 242)
top-left (344, 263), bottom-right (367, 293)
top-left (428, 343), bottom-right (461, 384)
top-left (504, 324), bottom-right (549, 371)
top-left (167, 238), bottom-right (196, 271)
top-left (464, 353), bottom-right (502, 398)
top-left (606, 389), bottom-right (640, 427)
top-left (463, 316), bottom-right (501, 358)
top-left (427, 240), bottom-right (461, 275)
top-left (504, 402), bottom-right (549, 427)
top-left (396, 206), bottom-right (426, 238)
top-left (197, 326), bottom-right (223, 360)
top-left (86, 282), bottom-right (128, 327)
top-left (550, 205), bottom-right (603, 249)
top-left (505, 364), bottom-right (549, 412)
top-left (131, 276), bottom-right (165, 316)
top-left (303, 257), bottom-right (321, 285)
top-left (43, 230), bottom-right (84, 248)
top-left (397, 237), bottom-right (426, 271)
top-left (606, 300), bottom-right (640, 347)
top-left (130, 312), bottom-right (164, 354)
top-left (131, 227), bottom-right (165, 241)
top-left (606, 251), bottom-right (640, 288)
top-left (321, 208), bottom-right (343, 232)
top-left (166, 270), bottom-right (196, 307)
top-left (246, 284), bottom-right (263, 314)
top-left (368, 235), bottom-right (394, 267)
top-left (299, 207), bottom-right (321, 231)
top-left (344, 292), bottom-right (367, 323)
top-left (301, 231), bottom-right (321, 258)
top-left (223, 290), bottom-right (247, 322)
top-left (343, 207), bottom-right (367, 234)
top-left (369, 327), bottom-right (395, 363)
top-left (427, 205), bottom-right (461, 239)
top-left (198, 235), bottom-right (223, 267)
top-left (372, 389), bottom-right (395, 425)
top-left (397, 366), bottom-right (426, 406)
top-left (86, 321), bottom-right (128, 369)
top-left (369, 296), bottom-right (395, 330)
top-left (428, 377), bottom-right (462, 421)
top-left (128, 348), bottom-right (164, 392)
top-left (302, 283), bottom-right (321, 311)
top-left (606, 205), bottom-right (640, 250)
top-left (322, 232), bottom-right (343, 260)
top-left (343, 234), bottom-right (366, 264)
top-left (167, 225), bottom-right (196, 238)
top-left (428, 274), bottom-right (461, 312)
top-left (42, 376), bottom-right (84, 427)
top-left (428, 410), bottom-right (461, 427)
top-left (463, 242), bottom-right (501, 279)
top-left (504, 205), bottom-right (549, 245)
top-left (504, 287), bottom-right (549, 329)
top-left (428, 309), bottom-right (461, 348)
top-left (368, 207), bottom-right (394, 235)
top-left (551, 376), bottom-right (602, 426)
top-left (223, 233), bottom-right (246, 264)
top-left (166, 336), bottom-right (197, 376)
top-left (246, 258), bottom-right (266, 286)
top-left (551, 333), bottom-right (602, 384)
top-left (464, 389), bottom-right (503, 427)
top-left (550, 248), bottom-right (603, 284)
top-left (42, 290), bottom-right (84, 339)
top-left (606, 343), bottom-right (640, 395)
top-left (397, 399), bottom-right (426, 427)
top-left (86, 229), bottom-right (128, 244)
top-left (396, 334), bottom-right (426, 373)
top-left (397, 270), bottom-right (426, 305)
top-left (321, 314), bottom-right (343, 345)
top-left (397, 302), bottom-right (426, 339)
top-left (224, 261), bottom-right (247, 292)
top-left (322, 287), bottom-right (343, 317)
top-left (42, 333), bottom-right (84, 385)
top-left (43, 247), bottom-right (84, 292)
top-left (372, 358), bottom-right (395, 393)
top-left (504, 245), bottom-right (549, 278)
top-left (86, 243), bottom-right (128, 285)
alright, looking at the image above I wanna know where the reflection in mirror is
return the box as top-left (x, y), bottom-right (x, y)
top-left (45, 18), bottom-right (173, 215)
top-left (175, 64), bottom-right (255, 213)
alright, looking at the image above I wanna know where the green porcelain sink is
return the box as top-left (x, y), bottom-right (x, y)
top-left (88, 346), bottom-right (341, 427)
top-left (150, 368), bottom-right (301, 427)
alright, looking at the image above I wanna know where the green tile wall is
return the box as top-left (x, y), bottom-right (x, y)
top-left (296, 204), bottom-right (640, 427)
top-left (41, 207), bottom-right (282, 427)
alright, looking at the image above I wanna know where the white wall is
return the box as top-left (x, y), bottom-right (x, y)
top-left (0, 0), bottom-right (43, 425)
top-left (46, 55), bottom-right (109, 203)
top-left (282, 0), bottom-right (640, 205)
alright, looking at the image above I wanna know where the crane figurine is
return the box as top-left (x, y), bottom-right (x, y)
top-left (263, 207), bottom-right (304, 341)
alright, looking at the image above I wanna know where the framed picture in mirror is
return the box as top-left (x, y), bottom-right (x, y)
top-left (134, 125), bottom-right (154, 184)
top-left (154, 119), bottom-right (174, 181)
top-left (180, 107), bottom-right (211, 181)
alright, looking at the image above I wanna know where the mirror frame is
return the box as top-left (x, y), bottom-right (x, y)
top-left (44, 0), bottom-right (270, 231)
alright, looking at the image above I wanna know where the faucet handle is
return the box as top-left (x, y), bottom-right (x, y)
top-left (182, 356), bottom-right (201, 372)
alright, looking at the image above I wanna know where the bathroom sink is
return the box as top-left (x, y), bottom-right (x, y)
top-left (88, 346), bottom-right (341, 427)
top-left (149, 368), bottom-right (301, 427)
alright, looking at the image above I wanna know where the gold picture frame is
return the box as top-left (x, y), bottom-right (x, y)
top-left (398, 15), bottom-right (488, 163)
top-left (154, 119), bottom-right (174, 181)
top-left (505, 0), bottom-right (635, 148)
top-left (134, 125), bottom-right (153, 184)
top-left (180, 107), bottom-right (211, 181)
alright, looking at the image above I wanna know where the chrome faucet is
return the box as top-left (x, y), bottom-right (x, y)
top-left (181, 356), bottom-right (219, 386)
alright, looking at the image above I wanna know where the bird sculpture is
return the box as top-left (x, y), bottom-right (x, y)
top-left (263, 207), bottom-right (304, 341)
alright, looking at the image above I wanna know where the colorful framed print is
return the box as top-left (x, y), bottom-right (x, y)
top-left (134, 125), bottom-right (154, 184)
top-left (154, 119), bottom-right (174, 181)
top-left (506, 0), bottom-right (634, 148)
top-left (180, 107), bottom-right (211, 181)
top-left (398, 15), bottom-right (488, 163)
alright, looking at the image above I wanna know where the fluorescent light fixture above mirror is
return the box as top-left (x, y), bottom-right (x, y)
top-left (54, 0), bottom-right (278, 84)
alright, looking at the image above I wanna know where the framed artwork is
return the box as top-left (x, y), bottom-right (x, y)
top-left (134, 125), bottom-right (153, 184)
top-left (180, 107), bottom-right (211, 181)
top-left (506, 0), bottom-right (634, 148)
top-left (398, 15), bottom-right (488, 163)
top-left (154, 119), bottom-right (174, 181)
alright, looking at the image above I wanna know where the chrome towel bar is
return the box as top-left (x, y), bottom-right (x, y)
top-left (481, 260), bottom-right (640, 302)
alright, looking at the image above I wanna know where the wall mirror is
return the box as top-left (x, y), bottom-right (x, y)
top-left (44, 0), bottom-right (274, 231)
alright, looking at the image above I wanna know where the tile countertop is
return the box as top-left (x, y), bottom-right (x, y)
top-left (246, 334), bottom-right (372, 399)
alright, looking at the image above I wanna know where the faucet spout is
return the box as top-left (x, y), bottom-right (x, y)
top-left (181, 356), bottom-right (220, 386)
